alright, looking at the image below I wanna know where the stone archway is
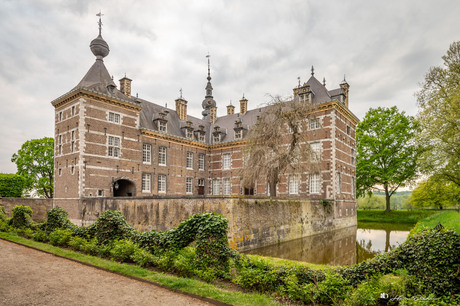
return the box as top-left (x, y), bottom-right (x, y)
top-left (113, 179), bottom-right (136, 197)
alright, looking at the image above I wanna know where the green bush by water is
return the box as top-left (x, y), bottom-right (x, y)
top-left (411, 210), bottom-right (460, 234)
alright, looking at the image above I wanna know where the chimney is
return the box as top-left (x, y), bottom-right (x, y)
top-left (175, 98), bottom-right (188, 121)
top-left (119, 76), bottom-right (132, 97)
top-left (340, 77), bottom-right (350, 107)
top-left (210, 106), bottom-right (217, 123)
top-left (240, 95), bottom-right (248, 115)
top-left (227, 103), bottom-right (235, 115)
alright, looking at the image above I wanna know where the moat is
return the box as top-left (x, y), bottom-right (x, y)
top-left (243, 223), bottom-right (412, 266)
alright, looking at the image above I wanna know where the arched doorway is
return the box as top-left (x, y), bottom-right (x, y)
top-left (113, 179), bottom-right (136, 197)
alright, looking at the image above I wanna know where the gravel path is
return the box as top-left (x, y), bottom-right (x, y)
top-left (0, 239), bottom-right (215, 305)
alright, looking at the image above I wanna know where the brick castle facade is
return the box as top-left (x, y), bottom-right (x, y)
top-left (51, 18), bottom-right (359, 219)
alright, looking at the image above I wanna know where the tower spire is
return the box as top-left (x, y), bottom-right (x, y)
top-left (201, 53), bottom-right (216, 120)
top-left (206, 53), bottom-right (211, 81)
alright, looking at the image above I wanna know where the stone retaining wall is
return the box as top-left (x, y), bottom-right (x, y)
top-left (0, 198), bottom-right (53, 222)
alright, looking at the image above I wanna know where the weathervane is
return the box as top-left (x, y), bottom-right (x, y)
top-left (311, 65), bottom-right (314, 76)
top-left (206, 53), bottom-right (211, 80)
top-left (297, 76), bottom-right (301, 87)
top-left (96, 11), bottom-right (104, 35)
top-left (179, 88), bottom-right (183, 98)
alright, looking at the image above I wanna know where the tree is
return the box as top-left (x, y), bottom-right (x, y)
top-left (416, 41), bottom-right (460, 186)
top-left (357, 193), bottom-right (385, 210)
top-left (11, 137), bottom-right (54, 198)
top-left (356, 106), bottom-right (420, 212)
top-left (0, 174), bottom-right (27, 197)
top-left (410, 176), bottom-right (460, 210)
top-left (240, 96), bottom-right (317, 196)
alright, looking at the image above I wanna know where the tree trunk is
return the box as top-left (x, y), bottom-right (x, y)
top-left (385, 229), bottom-right (391, 252)
top-left (269, 180), bottom-right (277, 197)
top-left (384, 184), bottom-right (391, 212)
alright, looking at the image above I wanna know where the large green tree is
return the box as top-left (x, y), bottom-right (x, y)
top-left (410, 176), bottom-right (460, 210)
top-left (11, 137), bottom-right (54, 198)
top-left (356, 106), bottom-right (420, 212)
top-left (416, 41), bottom-right (460, 186)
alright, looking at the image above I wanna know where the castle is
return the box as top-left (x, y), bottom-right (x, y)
top-left (51, 17), bottom-right (358, 222)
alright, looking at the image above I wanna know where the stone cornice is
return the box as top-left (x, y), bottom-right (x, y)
top-left (51, 87), bottom-right (142, 112)
top-left (140, 128), bottom-right (209, 149)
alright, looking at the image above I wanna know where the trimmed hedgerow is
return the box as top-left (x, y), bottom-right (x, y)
top-left (84, 209), bottom-right (134, 244)
top-left (43, 207), bottom-right (75, 234)
top-left (0, 174), bottom-right (27, 197)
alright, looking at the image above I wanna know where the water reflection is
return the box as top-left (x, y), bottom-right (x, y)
top-left (244, 224), bottom-right (411, 266)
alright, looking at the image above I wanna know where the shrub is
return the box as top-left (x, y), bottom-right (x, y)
top-left (14, 227), bottom-right (35, 239)
top-left (131, 247), bottom-right (155, 267)
top-left (302, 271), bottom-right (352, 305)
top-left (68, 236), bottom-right (88, 251)
top-left (44, 207), bottom-right (74, 233)
top-left (0, 174), bottom-right (27, 197)
top-left (110, 240), bottom-right (138, 262)
top-left (90, 210), bottom-right (134, 244)
top-left (131, 230), bottom-right (164, 254)
top-left (8, 205), bottom-right (34, 228)
top-left (33, 229), bottom-right (48, 242)
top-left (0, 206), bottom-right (6, 220)
top-left (48, 229), bottom-right (73, 246)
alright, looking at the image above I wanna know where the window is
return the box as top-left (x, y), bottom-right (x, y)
top-left (212, 179), bottom-right (221, 195)
top-left (159, 121), bottom-right (167, 132)
top-left (186, 177), bottom-right (193, 194)
top-left (142, 173), bottom-right (151, 192)
top-left (158, 175), bottom-right (166, 193)
top-left (71, 165), bottom-right (75, 175)
top-left (59, 111), bottom-right (62, 121)
top-left (336, 172), bottom-right (341, 194)
top-left (310, 142), bottom-right (321, 161)
top-left (213, 134), bottom-right (220, 144)
top-left (97, 189), bottom-right (104, 197)
top-left (235, 129), bottom-right (243, 140)
top-left (198, 133), bottom-right (205, 142)
top-left (223, 178), bottom-right (231, 195)
top-left (108, 136), bottom-right (120, 157)
top-left (71, 131), bottom-right (75, 152)
top-left (108, 112), bottom-right (120, 123)
top-left (310, 118), bottom-right (320, 129)
top-left (198, 153), bottom-right (205, 170)
top-left (58, 134), bottom-right (62, 155)
top-left (351, 176), bottom-right (355, 196)
top-left (309, 173), bottom-right (320, 194)
top-left (58, 168), bottom-right (62, 176)
top-left (289, 175), bottom-right (300, 195)
top-left (158, 146), bottom-right (167, 166)
top-left (347, 125), bottom-right (351, 135)
top-left (185, 129), bottom-right (193, 139)
top-left (222, 153), bottom-right (231, 170)
top-left (351, 149), bottom-right (355, 165)
top-left (186, 151), bottom-right (193, 169)
top-left (142, 144), bottom-right (152, 164)
top-left (71, 106), bottom-right (75, 116)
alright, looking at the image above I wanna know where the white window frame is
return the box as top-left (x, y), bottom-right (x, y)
top-left (186, 177), bottom-right (193, 194)
top-left (185, 129), bottom-right (193, 139)
top-left (310, 142), bottom-right (321, 161)
top-left (198, 153), bottom-right (205, 170)
top-left (289, 175), bottom-right (300, 195)
top-left (198, 133), bottom-right (205, 142)
top-left (158, 174), bottom-right (166, 193)
top-left (142, 173), bottom-right (151, 193)
top-left (108, 136), bottom-right (120, 157)
top-left (158, 146), bottom-right (167, 166)
top-left (309, 173), bottom-right (321, 194)
top-left (143, 143), bottom-right (152, 164)
top-left (108, 112), bottom-right (121, 124)
top-left (222, 153), bottom-right (231, 170)
top-left (213, 134), bottom-right (221, 144)
top-left (212, 179), bottom-right (221, 195)
top-left (97, 189), bottom-right (104, 197)
top-left (352, 176), bottom-right (355, 196)
top-left (310, 118), bottom-right (320, 130)
top-left (223, 178), bottom-right (231, 195)
top-left (159, 121), bottom-right (167, 132)
top-left (186, 151), bottom-right (193, 169)
top-left (234, 129), bottom-right (243, 140)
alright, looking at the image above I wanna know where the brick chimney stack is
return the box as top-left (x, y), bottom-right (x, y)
top-left (119, 76), bottom-right (132, 97)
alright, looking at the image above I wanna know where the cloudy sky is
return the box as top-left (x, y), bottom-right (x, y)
top-left (1, 0), bottom-right (459, 174)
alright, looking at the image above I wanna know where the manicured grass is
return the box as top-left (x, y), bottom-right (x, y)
top-left (0, 232), bottom-right (281, 306)
top-left (357, 209), bottom-right (440, 224)
top-left (411, 210), bottom-right (460, 234)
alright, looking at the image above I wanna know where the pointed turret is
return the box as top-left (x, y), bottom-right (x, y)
top-left (202, 54), bottom-right (217, 120)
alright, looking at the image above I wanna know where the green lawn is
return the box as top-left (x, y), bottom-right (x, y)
top-left (357, 209), bottom-right (440, 224)
top-left (411, 210), bottom-right (460, 234)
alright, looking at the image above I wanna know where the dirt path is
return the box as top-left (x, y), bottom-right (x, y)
top-left (0, 239), bottom-right (216, 305)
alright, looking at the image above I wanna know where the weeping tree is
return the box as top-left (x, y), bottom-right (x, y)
top-left (240, 96), bottom-right (318, 196)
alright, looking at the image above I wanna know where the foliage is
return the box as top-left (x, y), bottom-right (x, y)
top-left (48, 229), bottom-right (73, 246)
top-left (110, 239), bottom-right (138, 262)
top-left (339, 228), bottom-right (460, 298)
top-left (11, 137), bottom-right (54, 198)
top-left (241, 96), bottom-right (318, 196)
top-left (0, 206), bottom-right (6, 221)
top-left (357, 106), bottom-right (420, 211)
top-left (8, 205), bottom-right (34, 229)
top-left (416, 41), bottom-right (460, 187)
top-left (0, 174), bottom-right (27, 197)
top-left (410, 176), bottom-right (460, 210)
top-left (44, 207), bottom-right (75, 233)
top-left (85, 209), bottom-right (134, 244)
top-left (357, 209), bottom-right (439, 224)
top-left (357, 194), bottom-right (386, 210)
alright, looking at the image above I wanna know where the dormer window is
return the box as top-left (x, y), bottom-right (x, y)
top-left (159, 121), bottom-right (167, 132)
top-left (213, 133), bottom-right (221, 144)
top-left (234, 119), bottom-right (245, 140)
top-left (186, 129), bottom-right (193, 139)
top-left (235, 130), bottom-right (243, 140)
top-left (195, 125), bottom-right (206, 142)
top-left (153, 111), bottom-right (168, 133)
top-left (213, 126), bottom-right (222, 144)
top-left (198, 133), bottom-right (205, 142)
